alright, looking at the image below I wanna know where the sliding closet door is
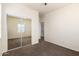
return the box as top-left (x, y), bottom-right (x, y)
top-left (8, 15), bottom-right (32, 50)
top-left (7, 16), bottom-right (21, 50)
top-left (17, 18), bottom-right (32, 46)
top-left (21, 19), bottom-right (31, 46)
top-left (18, 19), bottom-right (25, 46)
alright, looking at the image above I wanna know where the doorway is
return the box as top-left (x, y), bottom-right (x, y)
top-left (41, 22), bottom-right (44, 41)
top-left (7, 15), bottom-right (32, 50)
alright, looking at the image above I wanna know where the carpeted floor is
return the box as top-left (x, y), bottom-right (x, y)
top-left (3, 41), bottom-right (79, 56)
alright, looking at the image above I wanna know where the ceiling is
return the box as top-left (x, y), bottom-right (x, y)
top-left (25, 3), bottom-right (71, 17)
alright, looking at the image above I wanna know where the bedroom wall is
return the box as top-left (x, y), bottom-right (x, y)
top-left (43, 4), bottom-right (79, 52)
top-left (1, 3), bottom-right (41, 53)
top-left (0, 3), bottom-right (2, 56)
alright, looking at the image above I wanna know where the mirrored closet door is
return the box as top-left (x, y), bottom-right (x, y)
top-left (7, 15), bottom-right (31, 50)
top-left (21, 19), bottom-right (31, 46)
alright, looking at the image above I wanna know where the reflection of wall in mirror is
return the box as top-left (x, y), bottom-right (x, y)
top-left (8, 16), bottom-right (31, 39)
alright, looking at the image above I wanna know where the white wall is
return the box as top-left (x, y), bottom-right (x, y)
top-left (43, 4), bottom-right (79, 52)
top-left (1, 3), bottom-right (41, 53)
top-left (0, 3), bottom-right (2, 56)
